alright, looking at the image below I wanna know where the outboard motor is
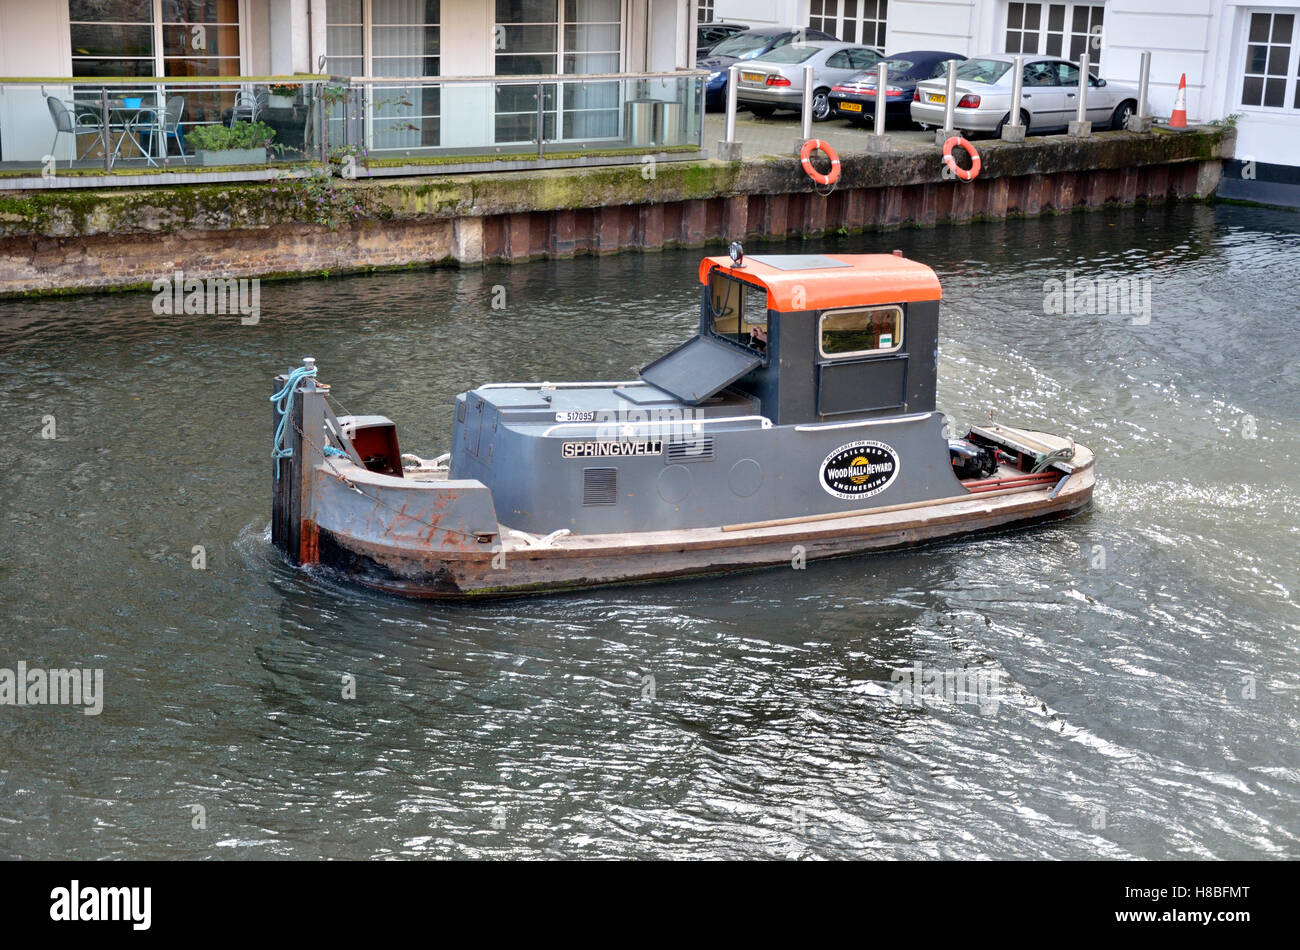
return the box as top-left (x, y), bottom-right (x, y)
top-left (948, 438), bottom-right (999, 480)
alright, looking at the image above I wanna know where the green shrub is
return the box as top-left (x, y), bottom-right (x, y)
top-left (188, 120), bottom-right (276, 152)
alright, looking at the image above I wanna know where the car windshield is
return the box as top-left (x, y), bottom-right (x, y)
top-left (955, 58), bottom-right (1011, 83)
top-left (711, 33), bottom-right (775, 57)
top-left (757, 45), bottom-right (821, 64)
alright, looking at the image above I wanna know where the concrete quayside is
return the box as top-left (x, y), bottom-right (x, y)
top-left (0, 124), bottom-right (1233, 297)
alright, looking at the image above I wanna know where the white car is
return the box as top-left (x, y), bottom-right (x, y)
top-left (735, 41), bottom-right (883, 121)
top-left (911, 55), bottom-right (1140, 136)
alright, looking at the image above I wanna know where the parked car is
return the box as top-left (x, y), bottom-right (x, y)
top-left (697, 22), bottom-right (749, 58)
top-left (699, 26), bottom-right (838, 110)
top-left (735, 42), bottom-right (883, 121)
top-left (829, 51), bottom-right (967, 126)
top-left (910, 55), bottom-right (1140, 137)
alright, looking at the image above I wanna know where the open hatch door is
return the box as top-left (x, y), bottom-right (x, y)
top-left (638, 335), bottom-right (763, 406)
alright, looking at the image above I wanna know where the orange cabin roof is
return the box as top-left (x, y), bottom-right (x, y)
top-left (697, 253), bottom-right (942, 313)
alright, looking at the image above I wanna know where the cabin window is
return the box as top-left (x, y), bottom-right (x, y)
top-left (708, 271), bottom-right (769, 352)
top-left (819, 306), bottom-right (904, 358)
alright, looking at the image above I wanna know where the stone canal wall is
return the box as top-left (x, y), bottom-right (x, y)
top-left (0, 128), bottom-right (1233, 297)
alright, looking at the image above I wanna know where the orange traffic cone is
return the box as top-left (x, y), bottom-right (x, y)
top-left (1170, 74), bottom-right (1188, 128)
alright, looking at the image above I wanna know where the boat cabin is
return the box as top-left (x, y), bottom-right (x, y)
top-left (641, 249), bottom-right (942, 424)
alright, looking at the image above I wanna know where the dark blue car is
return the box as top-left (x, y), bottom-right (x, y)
top-left (828, 50), bottom-right (967, 125)
top-left (699, 26), bottom-right (837, 110)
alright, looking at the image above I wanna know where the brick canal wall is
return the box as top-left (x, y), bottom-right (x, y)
top-left (0, 128), bottom-right (1233, 297)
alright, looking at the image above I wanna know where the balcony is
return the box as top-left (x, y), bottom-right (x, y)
top-left (0, 71), bottom-right (708, 189)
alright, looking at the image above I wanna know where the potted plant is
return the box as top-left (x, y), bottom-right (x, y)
top-left (268, 83), bottom-right (300, 109)
top-left (188, 120), bottom-right (276, 166)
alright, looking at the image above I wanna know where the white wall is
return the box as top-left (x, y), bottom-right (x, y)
top-left (437, 0), bottom-right (495, 148)
top-left (712, 0), bottom-right (788, 27)
top-left (0, 0), bottom-right (73, 161)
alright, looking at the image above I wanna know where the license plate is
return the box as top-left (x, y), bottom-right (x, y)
top-left (839, 101), bottom-right (862, 112)
top-left (741, 72), bottom-right (764, 82)
top-left (927, 93), bottom-right (946, 104)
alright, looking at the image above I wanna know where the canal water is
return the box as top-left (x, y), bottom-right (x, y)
top-left (1, 203), bottom-right (1296, 859)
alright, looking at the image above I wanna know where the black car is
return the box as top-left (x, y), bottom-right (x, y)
top-left (697, 22), bottom-right (749, 58)
top-left (699, 26), bottom-right (837, 110)
top-left (828, 50), bottom-right (968, 126)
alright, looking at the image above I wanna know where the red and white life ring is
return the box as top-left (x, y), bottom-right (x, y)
top-left (800, 139), bottom-right (841, 186)
top-left (942, 136), bottom-right (981, 181)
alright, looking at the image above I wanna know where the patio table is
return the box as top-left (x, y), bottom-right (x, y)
top-left (74, 98), bottom-right (164, 167)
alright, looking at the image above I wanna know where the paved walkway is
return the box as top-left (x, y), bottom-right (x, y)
top-left (705, 112), bottom-right (937, 159)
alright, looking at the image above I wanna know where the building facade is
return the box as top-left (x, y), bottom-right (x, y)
top-left (0, 0), bottom-right (697, 161)
top-left (709, 0), bottom-right (1299, 170)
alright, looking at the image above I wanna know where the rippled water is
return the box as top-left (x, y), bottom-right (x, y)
top-left (1, 203), bottom-right (1297, 859)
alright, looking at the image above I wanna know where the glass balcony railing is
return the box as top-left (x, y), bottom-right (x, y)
top-left (0, 71), bottom-right (707, 182)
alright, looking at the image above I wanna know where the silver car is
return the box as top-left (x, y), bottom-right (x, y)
top-left (736, 42), bottom-right (882, 121)
top-left (911, 55), bottom-right (1140, 136)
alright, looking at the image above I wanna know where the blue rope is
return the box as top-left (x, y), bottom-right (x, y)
top-left (269, 364), bottom-right (318, 477)
top-left (322, 445), bottom-right (347, 458)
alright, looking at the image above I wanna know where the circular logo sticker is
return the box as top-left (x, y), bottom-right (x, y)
top-left (819, 440), bottom-right (901, 500)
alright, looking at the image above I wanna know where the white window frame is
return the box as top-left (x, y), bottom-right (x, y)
top-left (808, 0), bottom-right (889, 49)
top-left (1004, 1), bottom-right (1105, 68)
top-left (1237, 7), bottom-right (1300, 114)
top-left (325, 0), bottom-right (441, 78)
top-left (68, 0), bottom-right (249, 78)
top-left (698, 0), bottom-right (714, 24)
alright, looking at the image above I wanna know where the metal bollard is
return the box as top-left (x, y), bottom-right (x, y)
top-left (1069, 52), bottom-right (1092, 136)
top-left (801, 64), bottom-right (814, 140)
top-left (1002, 54), bottom-right (1026, 141)
top-left (1128, 49), bottom-right (1154, 132)
top-left (874, 62), bottom-right (887, 136)
top-left (1010, 55), bottom-right (1024, 125)
top-left (717, 65), bottom-right (743, 160)
top-left (725, 64), bottom-right (739, 141)
top-left (943, 59), bottom-right (958, 132)
top-left (1076, 51), bottom-right (1090, 123)
top-left (1137, 50), bottom-right (1151, 118)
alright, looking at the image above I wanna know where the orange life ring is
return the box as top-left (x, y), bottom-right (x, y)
top-left (800, 139), bottom-right (841, 186)
top-left (942, 136), bottom-right (981, 181)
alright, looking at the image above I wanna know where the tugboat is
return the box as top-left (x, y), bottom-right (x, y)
top-left (269, 245), bottom-right (1093, 598)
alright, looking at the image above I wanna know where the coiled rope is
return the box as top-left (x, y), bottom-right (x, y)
top-left (269, 364), bottom-right (318, 477)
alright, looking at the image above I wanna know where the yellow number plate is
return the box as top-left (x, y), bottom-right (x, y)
top-left (741, 72), bottom-right (764, 82)
top-left (927, 93), bottom-right (946, 104)
top-left (839, 101), bottom-right (863, 112)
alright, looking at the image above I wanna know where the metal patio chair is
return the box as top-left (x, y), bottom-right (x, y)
top-left (230, 85), bottom-right (266, 125)
top-left (137, 95), bottom-right (188, 163)
top-left (45, 95), bottom-right (104, 166)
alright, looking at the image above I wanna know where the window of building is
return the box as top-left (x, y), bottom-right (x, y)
top-left (820, 306), bottom-right (903, 358)
top-left (69, 1), bottom-right (243, 78)
top-left (1241, 10), bottom-right (1296, 109)
top-left (324, 1), bottom-right (440, 78)
top-left (1005, 3), bottom-right (1104, 67)
top-left (324, 0), bottom-right (441, 150)
top-left (809, 0), bottom-right (888, 49)
top-left (68, 1), bottom-right (244, 129)
top-left (494, 0), bottom-right (622, 144)
top-left (698, 0), bottom-right (714, 23)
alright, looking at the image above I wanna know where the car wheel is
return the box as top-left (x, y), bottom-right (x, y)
top-left (748, 104), bottom-right (775, 118)
top-left (994, 110), bottom-right (1030, 136)
top-left (811, 88), bottom-right (832, 121)
top-left (1111, 99), bottom-right (1136, 130)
